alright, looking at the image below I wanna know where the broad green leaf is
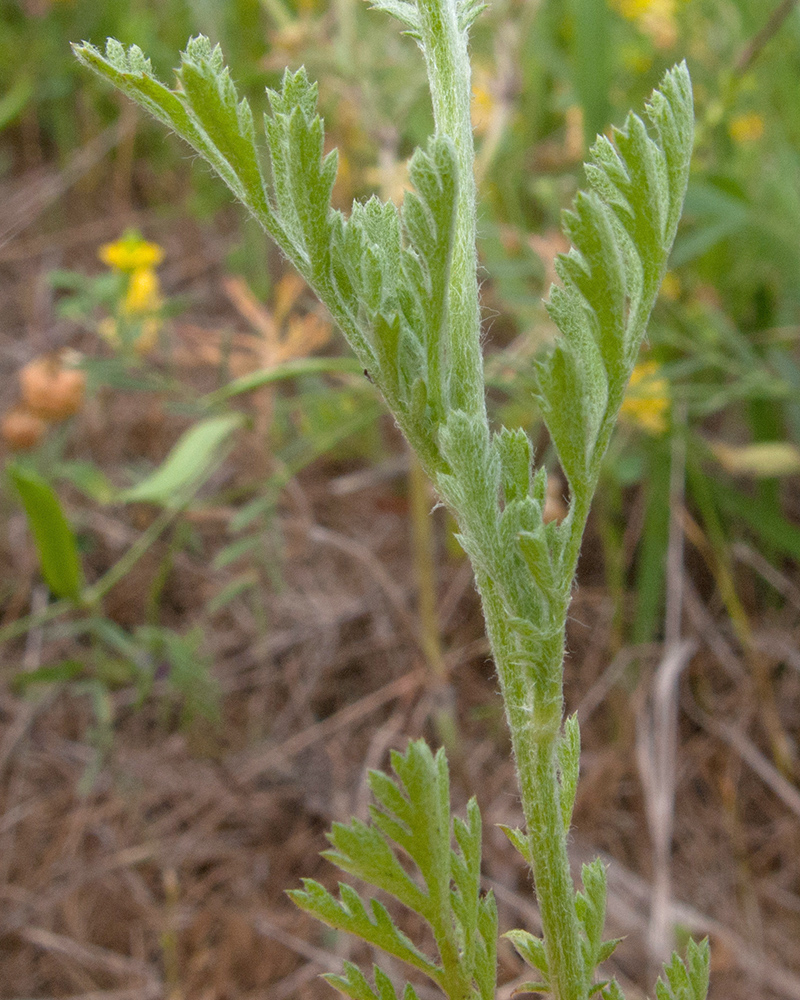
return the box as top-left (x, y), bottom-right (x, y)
top-left (9, 464), bottom-right (83, 601)
top-left (118, 413), bottom-right (245, 506)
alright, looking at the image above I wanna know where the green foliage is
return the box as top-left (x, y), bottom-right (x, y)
top-left (537, 62), bottom-right (693, 505)
top-left (505, 858), bottom-right (621, 999)
top-left (119, 413), bottom-right (246, 506)
top-left (654, 940), bottom-right (711, 1000)
top-left (72, 6), bottom-right (703, 1000)
top-left (556, 713), bottom-right (580, 833)
top-left (290, 741), bottom-right (497, 1000)
top-left (72, 36), bottom-right (464, 470)
top-left (8, 463), bottom-right (83, 601)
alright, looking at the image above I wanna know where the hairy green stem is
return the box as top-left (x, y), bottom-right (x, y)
top-left (478, 571), bottom-right (584, 1000)
top-left (417, 0), bottom-right (484, 420)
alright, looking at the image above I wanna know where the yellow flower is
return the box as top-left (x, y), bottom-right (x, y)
top-left (611, 0), bottom-right (687, 48)
top-left (728, 112), bottom-right (764, 144)
top-left (123, 267), bottom-right (163, 315)
top-left (98, 265), bottom-right (164, 355)
top-left (620, 360), bottom-right (670, 435)
top-left (99, 229), bottom-right (164, 273)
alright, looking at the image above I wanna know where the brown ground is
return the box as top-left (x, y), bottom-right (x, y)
top-left (1, 146), bottom-right (799, 1000)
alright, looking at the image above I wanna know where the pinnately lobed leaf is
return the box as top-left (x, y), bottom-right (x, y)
top-left (72, 37), bottom-right (460, 475)
top-left (537, 62), bottom-right (693, 504)
top-left (288, 741), bottom-right (497, 1000)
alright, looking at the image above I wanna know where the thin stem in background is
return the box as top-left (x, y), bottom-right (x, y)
top-left (409, 449), bottom-right (446, 684)
top-left (408, 447), bottom-right (459, 752)
top-left (736, 0), bottom-right (800, 73)
top-left (638, 406), bottom-right (692, 969)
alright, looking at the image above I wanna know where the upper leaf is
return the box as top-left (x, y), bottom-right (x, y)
top-left (536, 63), bottom-right (693, 500)
top-left (264, 68), bottom-right (339, 274)
top-left (72, 38), bottom-right (276, 235)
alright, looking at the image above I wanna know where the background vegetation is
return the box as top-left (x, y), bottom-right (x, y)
top-left (0, 0), bottom-right (798, 997)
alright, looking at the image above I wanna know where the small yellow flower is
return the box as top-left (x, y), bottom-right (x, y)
top-left (123, 267), bottom-right (163, 315)
top-left (728, 112), bottom-right (764, 145)
top-left (611, 0), bottom-right (687, 48)
top-left (99, 229), bottom-right (165, 273)
top-left (97, 232), bottom-right (165, 355)
top-left (620, 360), bottom-right (670, 435)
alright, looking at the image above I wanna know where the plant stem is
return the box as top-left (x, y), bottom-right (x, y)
top-left (478, 572), bottom-right (585, 1000)
top-left (417, 0), bottom-right (485, 420)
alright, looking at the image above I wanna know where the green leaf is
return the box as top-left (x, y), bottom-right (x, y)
top-left (399, 137), bottom-right (459, 422)
top-left (498, 824), bottom-right (532, 864)
top-left (456, 0), bottom-right (487, 32)
top-left (576, 860), bottom-right (608, 955)
top-left (8, 464), bottom-right (83, 601)
top-left (264, 68), bottom-right (337, 268)
top-left (537, 63), bottom-right (693, 499)
top-left (324, 961), bottom-right (421, 1000)
top-left (511, 981), bottom-right (550, 996)
top-left (289, 878), bottom-right (442, 985)
top-left (290, 740), bottom-right (496, 1000)
top-left (11, 659), bottom-right (85, 692)
top-left (118, 413), bottom-right (245, 506)
top-left (600, 980), bottom-right (626, 1000)
top-left (496, 427), bottom-right (534, 505)
top-left (369, 0), bottom-right (485, 40)
top-left (54, 461), bottom-right (116, 504)
top-left (556, 714), bottom-right (580, 833)
top-left (72, 38), bottom-right (277, 236)
top-left (504, 929), bottom-right (549, 981)
top-left (368, 0), bottom-right (422, 37)
top-left (654, 940), bottom-right (710, 1000)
